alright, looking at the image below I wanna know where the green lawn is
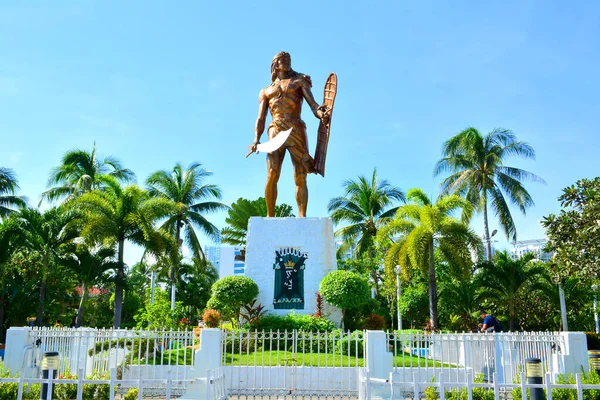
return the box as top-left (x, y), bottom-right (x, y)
top-left (137, 348), bottom-right (450, 368)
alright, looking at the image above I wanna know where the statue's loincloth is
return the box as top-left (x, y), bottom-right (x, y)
top-left (268, 118), bottom-right (316, 174)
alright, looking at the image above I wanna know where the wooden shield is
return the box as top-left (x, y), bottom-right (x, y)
top-left (313, 73), bottom-right (337, 177)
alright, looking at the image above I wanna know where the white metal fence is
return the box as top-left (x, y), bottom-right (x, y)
top-left (19, 327), bottom-right (198, 397)
top-left (221, 329), bottom-right (363, 398)
top-left (386, 331), bottom-right (565, 387)
top-left (0, 327), bottom-right (590, 399)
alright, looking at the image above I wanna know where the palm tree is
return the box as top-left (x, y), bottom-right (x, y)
top-left (41, 143), bottom-right (135, 205)
top-left (439, 277), bottom-right (481, 331)
top-left (378, 188), bottom-right (483, 329)
top-left (146, 162), bottom-right (228, 309)
top-left (328, 168), bottom-right (405, 258)
top-left (221, 197), bottom-right (295, 261)
top-left (433, 127), bottom-right (545, 260)
top-left (476, 250), bottom-right (549, 331)
top-left (0, 167), bottom-right (27, 217)
top-left (15, 207), bottom-right (78, 325)
top-left (72, 177), bottom-right (173, 328)
top-left (0, 217), bottom-right (21, 340)
top-left (64, 244), bottom-right (118, 327)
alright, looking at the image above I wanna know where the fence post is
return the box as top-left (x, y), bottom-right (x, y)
top-left (109, 368), bottom-right (116, 400)
top-left (494, 333), bottom-right (505, 384)
top-left (575, 373), bottom-right (583, 400)
top-left (16, 372), bottom-right (24, 400)
top-left (166, 368), bottom-right (172, 400)
top-left (179, 328), bottom-right (223, 400)
top-left (545, 372), bottom-right (553, 400)
top-left (76, 368), bottom-right (84, 400)
top-left (559, 332), bottom-right (589, 375)
top-left (466, 371), bottom-right (472, 400)
top-left (3, 327), bottom-right (33, 376)
top-left (413, 371), bottom-right (419, 400)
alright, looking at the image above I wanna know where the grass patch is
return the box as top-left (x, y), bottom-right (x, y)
top-left (136, 348), bottom-right (449, 368)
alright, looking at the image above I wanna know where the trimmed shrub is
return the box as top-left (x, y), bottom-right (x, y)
top-left (202, 309), bottom-right (221, 328)
top-left (362, 314), bottom-right (386, 330)
top-left (253, 313), bottom-right (336, 332)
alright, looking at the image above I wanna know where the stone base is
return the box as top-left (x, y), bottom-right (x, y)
top-left (245, 217), bottom-right (341, 324)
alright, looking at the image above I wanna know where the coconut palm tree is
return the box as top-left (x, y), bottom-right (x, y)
top-left (146, 162), bottom-right (228, 309)
top-left (41, 143), bottom-right (135, 205)
top-left (14, 207), bottom-right (78, 326)
top-left (476, 251), bottom-right (550, 331)
top-left (378, 188), bottom-right (483, 329)
top-left (0, 167), bottom-right (27, 217)
top-left (71, 177), bottom-right (173, 328)
top-left (433, 127), bottom-right (545, 260)
top-left (221, 197), bottom-right (294, 261)
top-left (328, 168), bottom-right (405, 258)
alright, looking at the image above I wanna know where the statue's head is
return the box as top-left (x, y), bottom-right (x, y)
top-left (271, 51), bottom-right (292, 81)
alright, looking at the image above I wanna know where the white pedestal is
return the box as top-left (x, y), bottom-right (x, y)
top-left (245, 217), bottom-right (341, 323)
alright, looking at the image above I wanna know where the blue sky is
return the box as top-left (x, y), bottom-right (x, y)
top-left (1, 1), bottom-right (599, 265)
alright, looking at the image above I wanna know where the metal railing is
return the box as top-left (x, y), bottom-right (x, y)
top-left (387, 331), bottom-right (564, 385)
top-left (25, 327), bottom-right (197, 396)
top-left (221, 329), bottom-right (364, 397)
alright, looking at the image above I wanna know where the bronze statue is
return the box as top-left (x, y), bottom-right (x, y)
top-left (247, 51), bottom-right (337, 217)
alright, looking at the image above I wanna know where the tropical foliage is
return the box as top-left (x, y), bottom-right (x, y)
top-left (0, 167), bottom-right (26, 217)
top-left (542, 177), bottom-right (600, 280)
top-left (328, 168), bottom-right (405, 258)
top-left (434, 127), bottom-right (544, 259)
top-left (476, 250), bottom-right (549, 331)
top-left (146, 162), bottom-right (228, 309)
top-left (377, 188), bottom-right (483, 329)
top-left (41, 144), bottom-right (135, 205)
top-left (71, 177), bottom-right (173, 327)
top-left (3, 133), bottom-right (596, 335)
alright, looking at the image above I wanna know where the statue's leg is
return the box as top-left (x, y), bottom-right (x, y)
top-left (266, 146), bottom-right (285, 217)
top-left (289, 146), bottom-right (309, 217)
top-left (294, 167), bottom-right (308, 217)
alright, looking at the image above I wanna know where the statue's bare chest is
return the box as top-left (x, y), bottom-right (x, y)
top-left (264, 79), bottom-right (303, 102)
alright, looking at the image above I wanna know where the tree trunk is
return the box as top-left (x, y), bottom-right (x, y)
top-left (559, 284), bottom-right (568, 332)
top-left (113, 239), bottom-right (125, 328)
top-left (483, 193), bottom-right (492, 261)
top-left (0, 269), bottom-right (5, 342)
top-left (509, 302), bottom-right (515, 331)
top-left (427, 239), bottom-right (439, 330)
top-left (76, 282), bottom-right (89, 328)
top-left (37, 254), bottom-right (49, 326)
top-left (171, 219), bottom-right (182, 311)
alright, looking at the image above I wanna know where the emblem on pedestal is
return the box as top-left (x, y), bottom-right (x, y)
top-left (273, 248), bottom-right (308, 309)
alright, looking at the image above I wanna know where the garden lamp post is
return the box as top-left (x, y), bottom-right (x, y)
top-left (395, 265), bottom-right (402, 331)
top-left (593, 284), bottom-right (599, 334)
